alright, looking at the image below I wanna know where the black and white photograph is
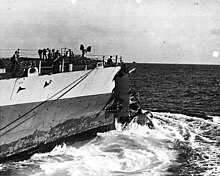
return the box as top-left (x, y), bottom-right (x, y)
top-left (0, 0), bottom-right (220, 175)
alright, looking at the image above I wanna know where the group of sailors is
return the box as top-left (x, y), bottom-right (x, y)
top-left (38, 48), bottom-right (74, 62)
top-left (38, 48), bottom-right (75, 73)
top-left (11, 48), bottom-right (75, 76)
top-left (10, 47), bottom-right (121, 76)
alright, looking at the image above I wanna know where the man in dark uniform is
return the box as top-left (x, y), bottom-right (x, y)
top-left (38, 49), bottom-right (43, 59)
top-left (53, 50), bottom-right (61, 73)
top-left (11, 51), bottom-right (19, 76)
top-left (42, 48), bottom-right (47, 60)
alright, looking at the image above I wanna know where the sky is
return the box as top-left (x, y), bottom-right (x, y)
top-left (0, 0), bottom-right (220, 64)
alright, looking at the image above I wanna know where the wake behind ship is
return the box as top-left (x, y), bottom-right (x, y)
top-left (0, 45), bottom-right (130, 163)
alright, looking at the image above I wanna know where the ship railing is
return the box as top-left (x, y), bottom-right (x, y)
top-left (18, 48), bottom-right (123, 66)
top-left (0, 48), bottom-right (123, 67)
top-left (86, 54), bottom-right (123, 67)
top-left (0, 48), bottom-right (123, 78)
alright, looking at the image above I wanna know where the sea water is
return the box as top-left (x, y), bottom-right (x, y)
top-left (0, 63), bottom-right (220, 176)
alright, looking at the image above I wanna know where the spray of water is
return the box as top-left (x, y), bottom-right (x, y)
top-left (1, 112), bottom-right (220, 176)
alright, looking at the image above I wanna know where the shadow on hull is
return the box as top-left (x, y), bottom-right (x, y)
top-left (0, 123), bottom-right (115, 163)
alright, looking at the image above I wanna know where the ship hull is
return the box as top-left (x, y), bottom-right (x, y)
top-left (0, 66), bottom-right (127, 162)
top-left (0, 94), bottom-right (114, 162)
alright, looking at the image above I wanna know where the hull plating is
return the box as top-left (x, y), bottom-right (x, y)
top-left (0, 67), bottom-right (121, 162)
top-left (0, 93), bottom-right (114, 161)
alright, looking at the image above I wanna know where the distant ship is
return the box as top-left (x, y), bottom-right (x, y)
top-left (0, 45), bottom-right (130, 163)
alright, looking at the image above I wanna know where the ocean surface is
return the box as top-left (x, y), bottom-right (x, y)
top-left (1, 63), bottom-right (220, 176)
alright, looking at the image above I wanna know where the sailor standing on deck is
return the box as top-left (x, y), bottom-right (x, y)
top-left (66, 49), bottom-right (71, 58)
top-left (38, 49), bottom-right (43, 59)
top-left (47, 48), bottom-right (52, 63)
top-left (42, 48), bottom-right (47, 60)
top-left (11, 51), bottom-right (20, 76)
top-left (53, 50), bottom-right (61, 73)
top-left (66, 49), bottom-right (74, 62)
top-left (52, 49), bottom-right (55, 60)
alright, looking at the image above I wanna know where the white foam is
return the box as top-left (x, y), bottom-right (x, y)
top-left (28, 121), bottom-right (180, 176)
top-left (211, 116), bottom-right (220, 124)
top-left (18, 111), bottom-right (220, 176)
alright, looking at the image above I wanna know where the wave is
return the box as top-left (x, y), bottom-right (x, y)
top-left (207, 115), bottom-right (220, 124)
top-left (1, 111), bottom-right (220, 176)
top-left (28, 129), bottom-right (177, 176)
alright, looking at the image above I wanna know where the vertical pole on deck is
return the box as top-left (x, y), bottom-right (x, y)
top-left (62, 58), bottom-right (64, 72)
top-left (39, 60), bottom-right (41, 75)
top-left (17, 48), bottom-right (20, 57)
top-left (115, 55), bottom-right (118, 65)
top-left (103, 56), bottom-right (105, 66)
top-left (64, 47), bottom-right (67, 56)
top-left (85, 59), bottom-right (87, 70)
